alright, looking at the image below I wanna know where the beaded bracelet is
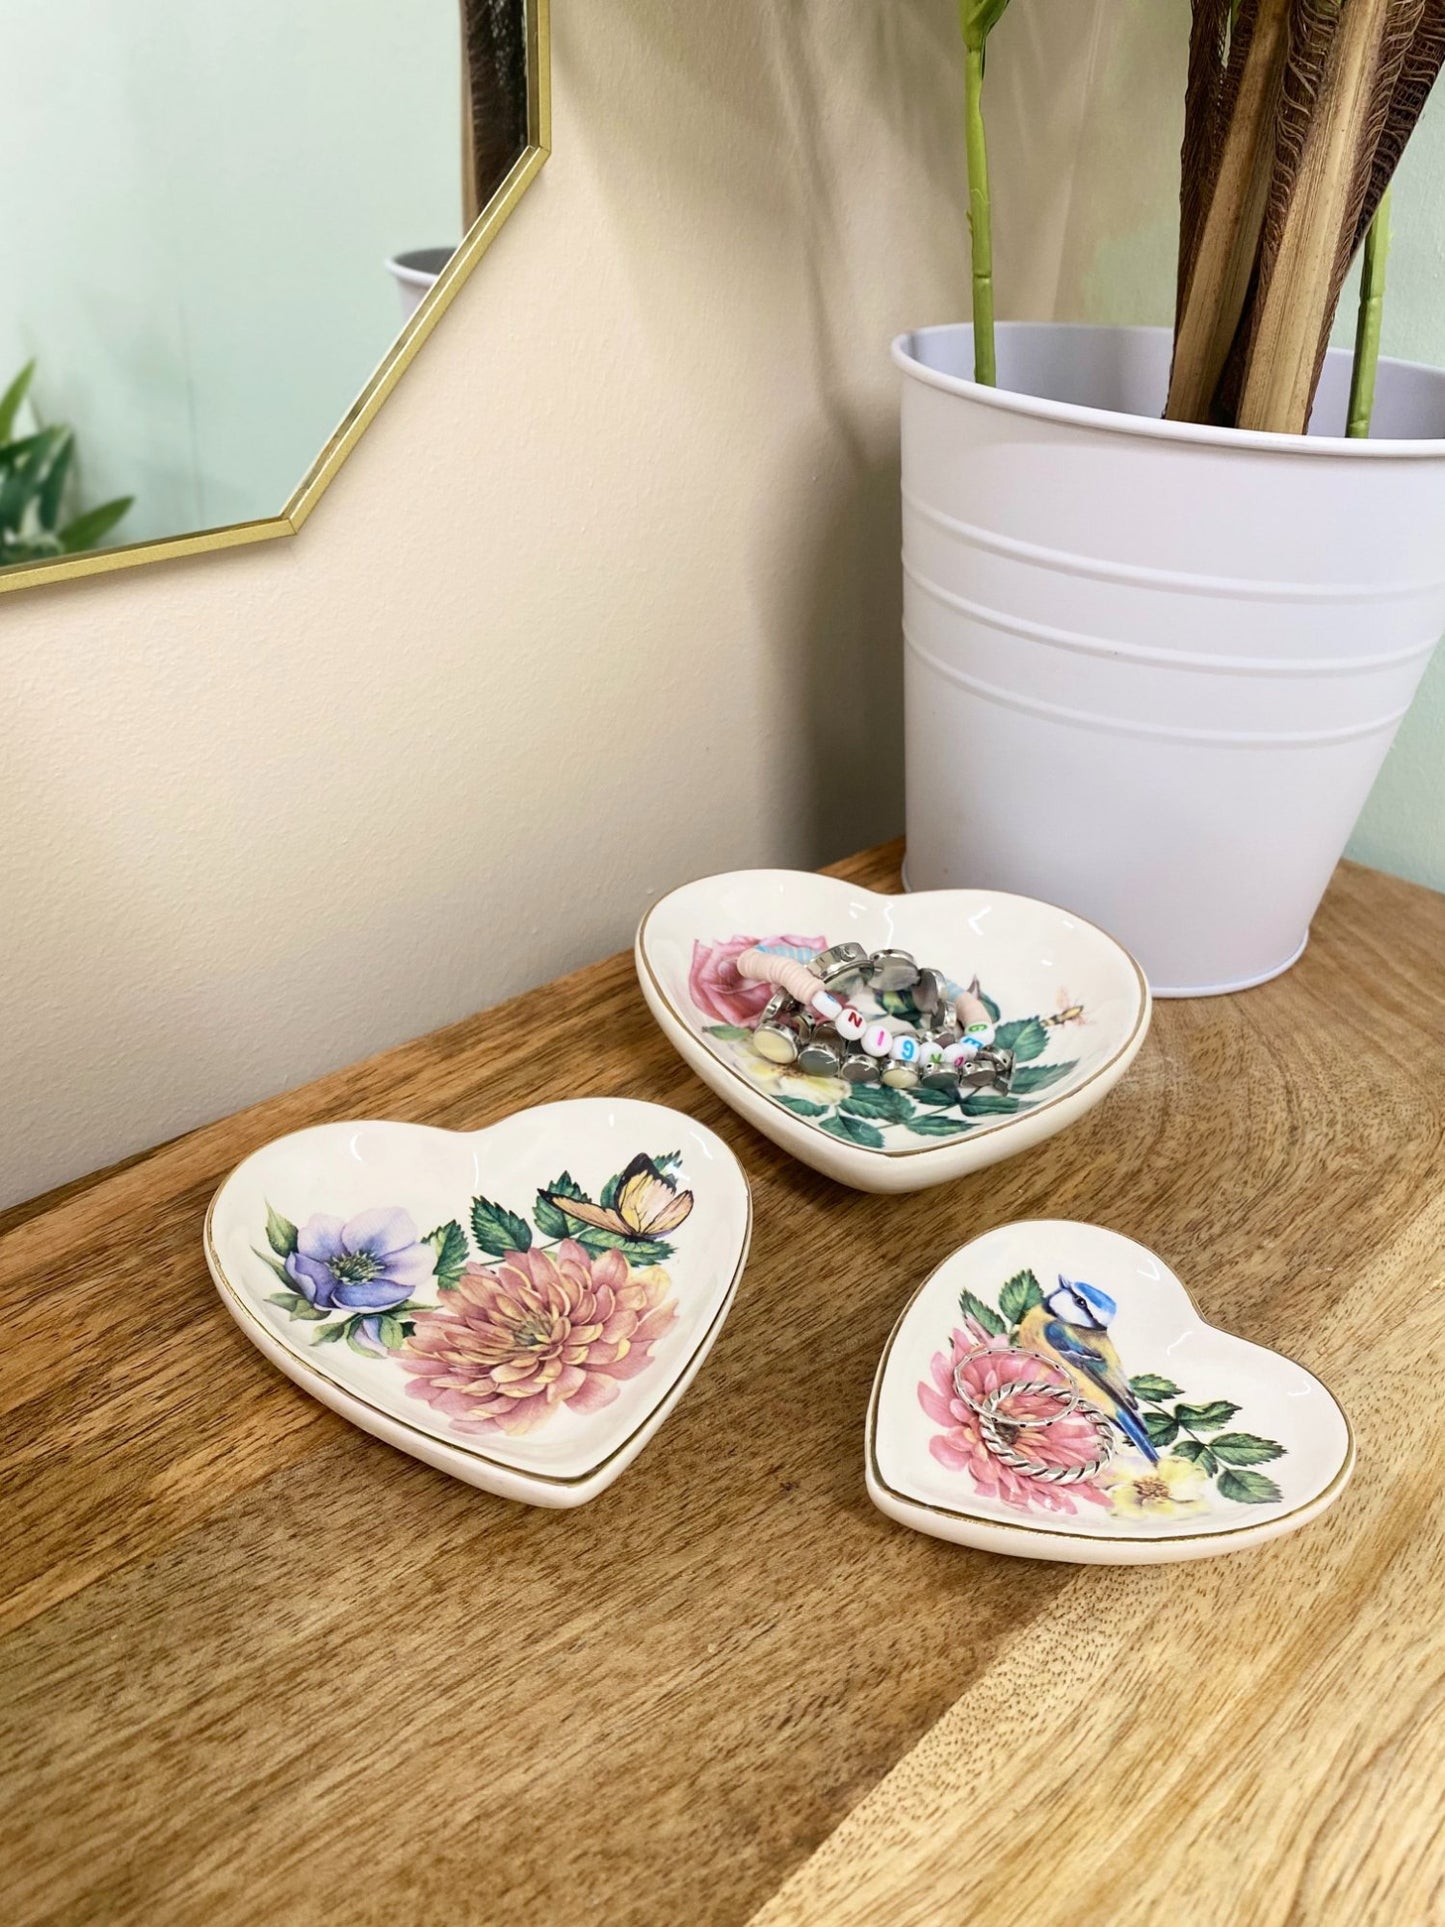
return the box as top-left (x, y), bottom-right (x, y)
top-left (735, 943), bottom-right (1015, 1097)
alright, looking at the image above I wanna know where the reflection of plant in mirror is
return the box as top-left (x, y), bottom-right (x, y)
top-left (0, 361), bottom-right (134, 566)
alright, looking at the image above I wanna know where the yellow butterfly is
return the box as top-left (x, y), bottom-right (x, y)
top-left (544, 1154), bottom-right (694, 1241)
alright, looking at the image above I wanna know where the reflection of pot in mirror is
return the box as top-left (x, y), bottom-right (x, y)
top-left (385, 246), bottom-right (455, 321)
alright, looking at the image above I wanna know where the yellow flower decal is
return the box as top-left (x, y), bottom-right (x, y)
top-left (738, 1057), bottom-right (849, 1108)
top-left (1102, 1453), bottom-right (1210, 1519)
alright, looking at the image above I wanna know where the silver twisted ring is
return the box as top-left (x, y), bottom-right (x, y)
top-left (976, 1384), bottom-right (1115, 1483)
top-left (952, 1347), bottom-right (1080, 1428)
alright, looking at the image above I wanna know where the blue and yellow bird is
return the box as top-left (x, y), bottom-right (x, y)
top-left (1016, 1276), bottom-right (1158, 1462)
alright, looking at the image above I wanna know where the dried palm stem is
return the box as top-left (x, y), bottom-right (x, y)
top-left (1347, 188), bottom-right (1391, 433)
top-left (1176, 0), bottom-right (1233, 314)
top-left (1167, 0), bottom-right (1292, 422)
top-left (1236, 0), bottom-right (1399, 432)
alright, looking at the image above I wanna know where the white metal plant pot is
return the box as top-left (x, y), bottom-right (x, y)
top-left (895, 322), bottom-right (1445, 996)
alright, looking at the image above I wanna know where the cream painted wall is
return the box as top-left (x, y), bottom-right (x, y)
top-left (0, 1), bottom-right (976, 1207)
top-left (979, 0), bottom-right (1445, 895)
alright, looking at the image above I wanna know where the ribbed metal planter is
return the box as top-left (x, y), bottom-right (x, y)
top-left (895, 322), bottom-right (1445, 996)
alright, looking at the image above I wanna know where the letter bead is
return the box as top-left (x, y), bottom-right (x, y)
top-left (834, 1005), bottom-right (867, 1042)
top-left (861, 1023), bottom-right (893, 1058)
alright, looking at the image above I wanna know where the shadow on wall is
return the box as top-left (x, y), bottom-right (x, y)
top-left (565, 0), bottom-right (970, 869)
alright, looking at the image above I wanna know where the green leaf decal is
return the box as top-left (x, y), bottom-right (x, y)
top-left (313, 1320), bottom-right (348, 1344)
top-left (961, 1091), bottom-right (1022, 1117)
top-left (979, 990), bottom-right (1001, 1022)
top-left (909, 1085), bottom-right (959, 1108)
top-left (1172, 1438), bottom-right (1218, 1472)
top-left (1175, 1401), bottom-right (1239, 1433)
top-left (999, 1269), bottom-right (1045, 1325)
top-left (265, 1203), bottom-right (299, 1258)
top-left (1009, 1060), bottom-right (1078, 1096)
top-left (904, 1113), bottom-right (969, 1138)
top-left (1208, 1432), bottom-right (1284, 1466)
top-left (264, 1285), bottom-right (327, 1321)
top-left (821, 1113), bottom-right (884, 1149)
top-left (470, 1194), bottom-right (533, 1257)
top-left (704, 1024), bottom-right (753, 1042)
top-left (376, 1313), bottom-right (406, 1351)
top-left (253, 1246), bottom-right (294, 1284)
top-left (1144, 1410), bottom-right (1180, 1449)
top-left (574, 1227), bottom-right (673, 1262)
top-left (958, 1289), bottom-right (1006, 1337)
top-left (1130, 1373), bottom-right (1183, 1401)
top-left (993, 1017), bottom-right (1048, 1062)
top-left (424, 1219), bottom-right (469, 1289)
top-left (533, 1173), bottom-right (587, 1241)
top-left (775, 1095), bottom-right (829, 1117)
top-left (840, 1085), bottom-right (912, 1124)
top-left (1216, 1467), bottom-right (1283, 1505)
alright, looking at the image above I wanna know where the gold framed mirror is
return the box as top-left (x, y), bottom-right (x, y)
top-left (0, 0), bottom-right (549, 597)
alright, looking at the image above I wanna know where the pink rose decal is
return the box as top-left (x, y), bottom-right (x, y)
top-left (918, 1321), bottom-right (1111, 1516)
top-left (688, 933), bottom-right (826, 1027)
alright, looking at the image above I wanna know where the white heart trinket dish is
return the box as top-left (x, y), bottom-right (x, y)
top-left (206, 1098), bottom-right (751, 1507)
top-left (636, 869), bottom-right (1149, 1192)
top-left (867, 1222), bottom-right (1353, 1564)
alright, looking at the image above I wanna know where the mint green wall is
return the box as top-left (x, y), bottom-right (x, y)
top-left (984, 0), bottom-right (1443, 893)
top-left (0, 1), bottom-right (461, 545)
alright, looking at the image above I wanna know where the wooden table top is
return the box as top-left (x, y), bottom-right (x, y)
top-left (5, 843), bottom-right (1444, 1926)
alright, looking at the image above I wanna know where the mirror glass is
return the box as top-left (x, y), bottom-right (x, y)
top-left (0, 1), bottom-right (532, 584)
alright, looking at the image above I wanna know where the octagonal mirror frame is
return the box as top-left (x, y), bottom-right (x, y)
top-left (0, 0), bottom-right (550, 599)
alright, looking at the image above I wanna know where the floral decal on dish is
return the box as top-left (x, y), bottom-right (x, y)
top-left (917, 1268), bottom-right (1287, 1522)
top-left (689, 933), bottom-right (1083, 1149)
top-left (255, 1152), bottom-right (690, 1437)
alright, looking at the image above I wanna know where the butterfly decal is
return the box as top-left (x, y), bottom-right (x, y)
top-left (1043, 986), bottom-right (1088, 1030)
top-left (543, 1154), bottom-right (694, 1241)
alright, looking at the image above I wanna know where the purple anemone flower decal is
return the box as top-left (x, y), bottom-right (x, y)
top-left (285, 1207), bottom-right (435, 1313)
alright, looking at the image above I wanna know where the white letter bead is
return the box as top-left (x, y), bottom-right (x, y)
top-left (811, 989), bottom-right (843, 1021)
top-left (889, 1034), bottom-right (920, 1064)
top-left (917, 1040), bottom-right (944, 1067)
top-left (963, 1021), bottom-right (996, 1047)
top-left (941, 1039), bottom-right (980, 1067)
top-left (861, 1023), bottom-right (893, 1058)
top-left (834, 1005), bottom-right (867, 1041)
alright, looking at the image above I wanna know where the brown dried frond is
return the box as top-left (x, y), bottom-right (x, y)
top-left (1238, 0), bottom-right (1400, 431)
top-left (1178, 0), bottom-right (1235, 315)
top-left (1353, 0), bottom-right (1445, 243)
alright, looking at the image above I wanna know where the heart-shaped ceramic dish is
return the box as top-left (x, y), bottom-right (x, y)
top-left (867, 1221), bottom-right (1353, 1563)
top-left (206, 1099), bottom-right (751, 1507)
top-left (636, 870), bottom-right (1150, 1192)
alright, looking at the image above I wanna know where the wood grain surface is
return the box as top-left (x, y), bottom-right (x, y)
top-left (3, 845), bottom-right (1442, 1927)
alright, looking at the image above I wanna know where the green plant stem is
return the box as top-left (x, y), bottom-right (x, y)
top-left (1347, 187), bottom-right (1391, 439)
top-left (963, 42), bottom-right (996, 385)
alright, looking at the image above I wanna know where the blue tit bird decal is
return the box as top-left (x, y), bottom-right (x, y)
top-left (1015, 1276), bottom-right (1158, 1462)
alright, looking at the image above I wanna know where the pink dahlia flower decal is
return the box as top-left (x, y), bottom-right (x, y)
top-left (688, 933), bottom-right (826, 1027)
top-left (918, 1324), bottom-right (1111, 1516)
top-left (401, 1239), bottom-right (677, 1436)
